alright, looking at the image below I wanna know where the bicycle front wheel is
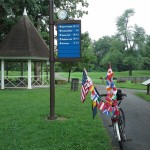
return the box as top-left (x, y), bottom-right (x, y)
top-left (118, 108), bottom-right (126, 150)
top-left (118, 107), bottom-right (125, 129)
top-left (118, 127), bottom-right (126, 150)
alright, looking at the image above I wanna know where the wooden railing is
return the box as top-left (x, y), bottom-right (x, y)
top-left (2, 75), bottom-right (49, 88)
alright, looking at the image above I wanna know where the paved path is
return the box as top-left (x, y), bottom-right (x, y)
top-left (95, 85), bottom-right (150, 150)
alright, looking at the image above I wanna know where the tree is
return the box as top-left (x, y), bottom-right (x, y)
top-left (101, 36), bottom-right (125, 71)
top-left (58, 32), bottom-right (96, 82)
top-left (80, 32), bottom-right (96, 71)
top-left (0, 0), bottom-right (89, 82)
top-left (93, 36), bottom-right (112, 70)
top-left (0, 0), bottom-right (89, 42)
top-left (58, 61), bottom-right (76, 82)
top-left (116, 9), bottom-right (146, 75)
top-left (142, 35), bottom-right (150, 69)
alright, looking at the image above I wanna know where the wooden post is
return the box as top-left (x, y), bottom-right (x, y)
top-left (147, 85), bottom-right (150, 95)
top-left (48, 0), bottom-right (56, 120)
top-left (28, 60), bottom-right (32, 89)
top-left (1, 60), bottom-right (4, 89)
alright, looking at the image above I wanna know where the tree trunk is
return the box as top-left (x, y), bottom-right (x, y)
top-left (6, 62), bottom-right (8, 76)
top-left (21, 62), bottom-right (24, 76)
top-left (129, 65), bottom-right (132, 76)
top-left (68, 70), bottom-right (71, 83)
top-left (46, 63), bottom-right (49, 80)
top-left (34, 62), bottom-right (41, 81)
top-left (67, 62), bottom-right (73, 83)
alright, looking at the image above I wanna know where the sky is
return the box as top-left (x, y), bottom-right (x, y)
top-left (81, 0), bottom-right (150, 41)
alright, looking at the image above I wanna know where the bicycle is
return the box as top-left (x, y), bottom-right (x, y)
top-left (99, 89), bottom-right (127, 150)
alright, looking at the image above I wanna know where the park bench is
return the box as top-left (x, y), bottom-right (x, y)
top-left (55, 80), bottom-right (67, 85)
top-left (116, 78), bottom-right (127, 83)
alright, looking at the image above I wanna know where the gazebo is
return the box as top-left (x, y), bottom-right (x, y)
top-left (0, 9), bottom-right (49, 89)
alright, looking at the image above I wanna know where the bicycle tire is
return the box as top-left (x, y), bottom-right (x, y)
top-left (114, 122), bottom-right (124, 150)
top-left (119, 107), bottom-right (125, 129)
top-left (118, 126), bottom-right (126, 150)
top-left (119, 140), bottom-right (124, 150)
top-left (118, 108), bottom-right (126, 150)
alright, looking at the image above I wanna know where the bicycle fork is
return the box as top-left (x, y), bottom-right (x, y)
top-left (114, 122), bottom-right (121, 141)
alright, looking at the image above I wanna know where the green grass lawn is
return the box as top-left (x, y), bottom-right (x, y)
top-left (135, 92), bottom-right (150, 101)
top-left (0, 85), bottom-right (113, 150)
top-left (60, 70), bottom-right (150, 90)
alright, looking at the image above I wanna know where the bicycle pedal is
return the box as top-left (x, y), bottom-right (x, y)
top-left (126, 139), bottom-right (132, 142)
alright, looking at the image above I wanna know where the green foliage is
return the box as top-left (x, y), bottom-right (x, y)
top-left (1, 2), bottom-right (150, 73)
top-left (100, 37), bottom-right (125, 71)
top-left (116, 8), bottom-right (146, 75)
top-left (101, 50), bottom-right (123, 69)
top-left (81, 47), bottom-right (96, 71)
top-left (0, 86), bottom-right (112, 150)
top-left (116, 9), bottom-right (135, 33)
top-left (81, 32), bottom-right (96, 71)
top-left (0, 0), bottom-right (89, 42)
top-left (92, 8), bottom-right (149, 72)
top-left (58, 32), bottom-right (96, 80)
top-left (93, 36), bottom-right (112, 70)
top-left (142, 35), bottom-right (150, 69)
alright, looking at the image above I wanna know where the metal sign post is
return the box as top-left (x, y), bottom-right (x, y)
top-left (49, 0), bottom-right (56, 120)
top-left (48, 0), bottom-right (81, 120)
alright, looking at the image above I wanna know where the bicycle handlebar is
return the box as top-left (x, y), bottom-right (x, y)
top-left (117, 93), bottom-right (127, 97)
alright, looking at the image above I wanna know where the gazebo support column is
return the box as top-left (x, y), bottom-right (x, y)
top-left (1, 59), bottom-right (5, 89)
top-left (28, 60), bottom-right (32, 89)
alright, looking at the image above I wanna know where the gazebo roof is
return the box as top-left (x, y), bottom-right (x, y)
top-left (0, 9), bottom-right (49, 60)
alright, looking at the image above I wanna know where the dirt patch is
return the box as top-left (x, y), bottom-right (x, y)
top-left (45, 115), bottom-right (69, 121)
top-left (57, 116), bottom-right (68, 121)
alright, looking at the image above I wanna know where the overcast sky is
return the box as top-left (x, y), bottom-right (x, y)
top-left (81, 0), bottom-right (150, 41)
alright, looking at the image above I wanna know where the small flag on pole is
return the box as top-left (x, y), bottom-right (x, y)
top-left (81, 69), bottom-right (92, 102)
top-left (92, 101), bottom-right (97, 119)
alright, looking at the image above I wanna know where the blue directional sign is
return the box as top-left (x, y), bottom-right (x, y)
top-left (57, 20), bottom-right (81, 61)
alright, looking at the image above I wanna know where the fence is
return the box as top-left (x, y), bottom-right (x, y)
top-left (1, 75), bottom-right (49, 89)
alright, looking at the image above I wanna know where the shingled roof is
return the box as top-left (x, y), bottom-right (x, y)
top-left (0, 9), bottom-right (49, 60)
